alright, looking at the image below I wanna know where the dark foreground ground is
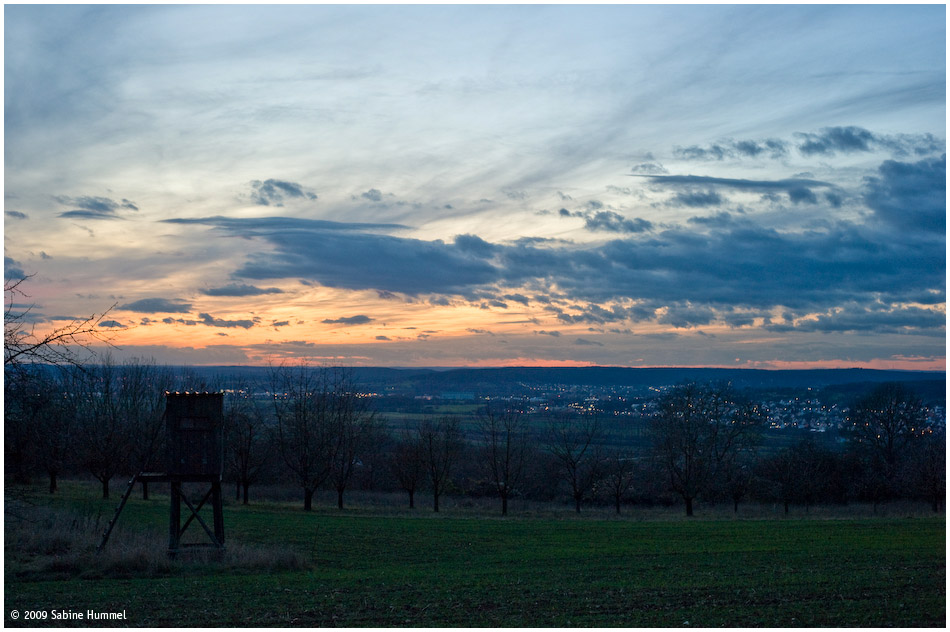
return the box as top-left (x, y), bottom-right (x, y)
top-left (4, 482), bottom-right (945, 627)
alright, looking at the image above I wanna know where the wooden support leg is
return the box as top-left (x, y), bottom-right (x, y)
top-left (169, 481), bottom-right (181, 555)
top-left (212, 479), bottom-right (225, 546)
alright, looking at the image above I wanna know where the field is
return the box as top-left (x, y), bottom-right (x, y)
top-left (5, 482), bottom-right (945, 627)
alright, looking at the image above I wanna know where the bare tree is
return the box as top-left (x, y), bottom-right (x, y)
top-left (419, 416), bottom-right (463, 513)
top-left (908, 425), bottom-right (945, 512)
top-left (848, 382), bottom-right (929, 499)
top-left (4, 275), bottom-right (114, 371)
top-left (598, 448), bottom-right (639, 515)
top-left (272, 364), bottom-right (336, 511)
top-left (30, 369), bottom-right (77, 494)
top-left (225, 382), bottom-right (274, 505)
top-left (546, 413), bottom-right (602, 513)
top-left (5, 367), bottom-right (68, 489)
top-left (390, 422), bottom-right (426, 509)
top-left (73, 357), bottom-right (156, 499)
top-left (477, 403), bottom-right (531, 515)
top-left (123, 361), bottom-right (174, 499)
top-left (326, 372), bottom-right (379, 510)
top-left (757, 438), bottom-right (834, 514)
top-left (650, 383), bottom-right (764, 516)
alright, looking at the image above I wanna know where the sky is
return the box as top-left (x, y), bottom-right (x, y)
top-left (3, 3), bottom-right (946, 370)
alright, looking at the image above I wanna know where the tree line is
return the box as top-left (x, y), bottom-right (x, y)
top-left (5, 359), bottom-right (944, 516)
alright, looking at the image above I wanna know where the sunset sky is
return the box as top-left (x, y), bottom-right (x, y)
top-left (4, 4), bottom-right (946, 369)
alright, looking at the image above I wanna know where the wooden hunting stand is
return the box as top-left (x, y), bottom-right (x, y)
top-left (98, 392), bottom-right (225, 556)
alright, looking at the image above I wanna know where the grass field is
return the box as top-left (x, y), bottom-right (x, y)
top-left (5, 482), bottom-right (945, 627)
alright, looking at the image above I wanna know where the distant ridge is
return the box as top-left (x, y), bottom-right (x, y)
top-left (183, 365), bottom-right (944, 390)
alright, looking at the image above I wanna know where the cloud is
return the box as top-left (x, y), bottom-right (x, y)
top-left (795, 126), bottom-right (943, 158)
top-left (375, 335), bottom-right (391, 341)
top-left (454, 233), bottom-right (497, 258)
top-left (5, 257), bottom-right (26, 279)
top-left (99, 320), bottom-right (127, 328)
top-left (584, 211), bottom-right (654, 233)
top-left (863, 154), bottom-right (945, 234)
top-left (560, 208), bottom-right (654, 233)
top-left (574, 337), bottom-right (604, 346)
top-left (199, 312), bottom-right (256, 328)
top-left (162, 215), bottom-right (407, 234)
top-left (676, 129), bottom-right (941, 162)
top-left (55, 195), bottom-right (138, 220)
top-left (657, 303), bottom-right (717, 328)
top-left (796, 126), bottom-right (874, 156)
top-left (503, 293), bottom-right (531, 305)
top-left (172, 194), bottom-right (944, 337)
top-left (674, 138), bottom-right (789, 161)
top-left (669, 190), bottom-right (723, 208)
top-left (118, 297), bottom-right (192, 313)
top-left (765, 304), bottom-right (944, 335)
top-left (201, 283), bottom-right (284, 297)
top-left (249, 179), bottom-right (317, 206)
top-left (218, 221), bottom-right (499, 296)
top-left (630, 162), bottom-right (668, 175)
top-left (322, 315), bottom-right (373, 325)
top-left (535, 330), bottom-right (561, 337)
top-left (361, 188), bottom-right (383, 202)
top-left (5, 210), bottom-right (27, 220)
top-left (645, 173), bottom-right (834, 206)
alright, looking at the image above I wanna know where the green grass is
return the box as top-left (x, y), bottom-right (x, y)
top-left (5, 482), bottom-right (945, 627)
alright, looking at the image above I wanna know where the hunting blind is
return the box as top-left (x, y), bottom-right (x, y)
top-left (98, 391), bottom-right (226, 556)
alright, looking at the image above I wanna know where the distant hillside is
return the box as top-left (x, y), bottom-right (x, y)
top-left (362, 366), bottom-right (944, 390)
top-left (185, 365), bottom-right (944, 396)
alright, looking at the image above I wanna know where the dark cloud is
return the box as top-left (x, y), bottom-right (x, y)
top-left (657, 303), bottom-right (717, 328)
top-left (646, 173), bottom-right (834, 206)
top-left (201, 283), bottom-right (284, 297)
top-left (375, 335), bottom-right (391, 341)
top-left (322, 315), bottom-right (373, 325)
top-left (99, 320), bottom-right (127, 328)
top-left (687, 211), bottom-right (736, 228)
top-left (250, 179), bottom-right (317, 206)
top-left (584, 211), bottom-right (653, 233)
top-left (454, 233), bottom-right (497, 258)
top-left (669, 190), bottom-right (723, 208)
top-left (199, 313), bottom-right (256, 329)
top-left (55, 195), bottom-right (138, 220)
top-left (674, 144), bottom-right (729, 161)
top-left (560, 208), bottom-right (653, 233)
top-left (361, 188), bottom-right (383, 202)
top-left (674, 138), bottom-right (789, 161)
top-left (863, 154), bottom-right (945, 234)
top-left (175, 192), bottom-right (944, 337)
top-left (5, 210), bottom-right (27, 220)
top-left (218, 221), bottom-right (499, 296)
top-left (535, 330), bottom-right (561, 337)
top-left (5, 257), bottom-right (26, 279)
top-left (797, 126), bottom-right (874, 155)
top-left (630, 162), bottom-right (668, 175)
top-left (118, 297), bottom-right (192, 313)
top-left (795, 126), bottom-right (943, 158)
top-left (503, 293), bottom-right (531, 305)
top-left (787, 186), bottom-right (818, 205)
top-left (824, 192), bottom-right (843, 208)
top-left (574, 337), bottom-right (604, 346)
top-left (163, 317), bottom-right (198, 326)
top-left (765, 304), bottom-right (944, 335)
